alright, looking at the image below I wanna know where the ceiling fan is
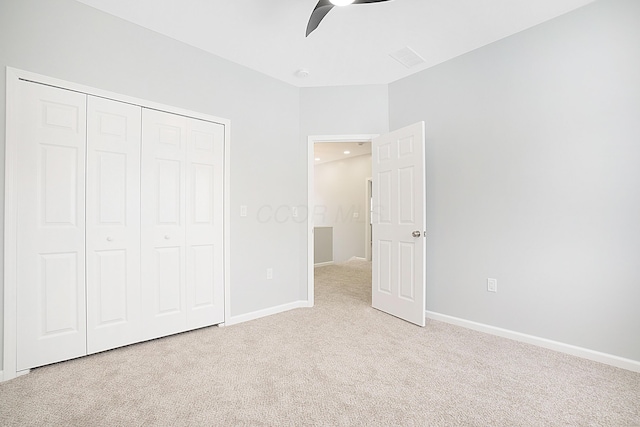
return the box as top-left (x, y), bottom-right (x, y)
top-left (306, 0), bottom-right (393, 37)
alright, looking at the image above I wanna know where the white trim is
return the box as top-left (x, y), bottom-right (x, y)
top-left (426, 311), bottom-right (640, 373)
top-left (3, 67), bottom-right (20, 382)
top-left (3, 67), bottom-right (231, 382)
top-left (223, 105), bottom-right (232, 337)
top-left (224, 301), bottom-right (308, 326)
top-left (307, 134), bottom-right (378, 309)
top-left (364, 177), bottom-right (373, 262)
top-left (314, 261), bottom-right (334, 267)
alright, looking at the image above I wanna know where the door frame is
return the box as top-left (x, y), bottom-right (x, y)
top-left (306, 134), bottom-right (378, 307)
top-left (365, 177), bottom-right (373, 262)
top-left (3, 67), bottom-right (231, 382)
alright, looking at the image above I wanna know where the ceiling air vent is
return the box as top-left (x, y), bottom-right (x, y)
top-left (389, 46), bottom-right (425, 69)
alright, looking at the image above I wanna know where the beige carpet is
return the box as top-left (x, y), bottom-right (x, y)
top-left (1, 258), bottom-right (639, 426)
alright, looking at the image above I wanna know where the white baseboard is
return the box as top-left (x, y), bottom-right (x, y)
top-left (314, 261), bottom-right (334, 267)
top-left (426, 311), bottom-right (640, 373)
top-left (225, 301), bottom-right (308, 326)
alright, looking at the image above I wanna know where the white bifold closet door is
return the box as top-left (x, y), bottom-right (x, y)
top-left (141, 109), bottom-right (224, 341)
top-left (14, 80), bottom-right (225, 371)
top-left (16, 83), bottom-right (88, 370)
top-left (185, 116), bottom-right (225, 329)
top-left (86, 97), bottom-right (142, 354)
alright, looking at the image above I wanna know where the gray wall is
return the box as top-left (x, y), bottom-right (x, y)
top-left (389, 0), bottom-right (640, 361)
top-left (0, 0), bottom-right (305, 370)
top-left (300, 85), bottom-right (389, 136)
top-left (313, 227), bottom-right (334, 264)
top-left (314, 155), bottom-right (372, 263)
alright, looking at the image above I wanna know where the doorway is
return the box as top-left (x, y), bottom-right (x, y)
top-left (308, 123), bottom-right (427, 326)
top-left (307, 134), bottom-right (378, 306)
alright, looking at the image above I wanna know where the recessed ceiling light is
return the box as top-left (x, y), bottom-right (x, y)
top-left (344, 151), bottom-right (351, 155)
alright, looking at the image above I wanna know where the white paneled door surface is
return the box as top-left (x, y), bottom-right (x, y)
top-left (86, 97), bottom-right (142, 354)
top-left (16, 82), bottom-right (88, 370)
top-left (141, 109), bottom-right (225, 339)
top-left (372, 122), bottom-right (426, 326)
top-left (142, 108), bottom-right (189, 340)
top-left (186, 118), bottom-right (225, 329)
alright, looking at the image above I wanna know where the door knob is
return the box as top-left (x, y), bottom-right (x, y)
top-left (412, 231), bottom-right (421, 237)
top-left (106, 236), bottom-right (113, 242)
top-left (164, 235), bottom-right (170, 240)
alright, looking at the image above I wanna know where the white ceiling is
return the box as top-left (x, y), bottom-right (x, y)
top-left (74, 0), bottom-right (595, 88)
top-left (314, 141), bottom-right (372, 165)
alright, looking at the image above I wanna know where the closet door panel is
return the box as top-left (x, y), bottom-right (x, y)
top-left (186, 119), bottom-right (225, 328)
top-left (155, 247), bottom-right (183, 313)
top-left (141, 108), bottom-right (187, 340)
top-left (16, 82), bottom-right (87, 370)
top-left (86, 96), bottom-right (142, 354)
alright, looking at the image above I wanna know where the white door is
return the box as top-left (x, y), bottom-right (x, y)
top-left (141, 108), bottom-right (188, 340)
top-left (86, 96), bottom-right (142, 354)
top-left (371, 122), bottom-right (426, 326)
top-left (16, 82), bottom-right (88, 370)
top-left (141, 110), bottom-right (224, 337)
top-left (185, 118), bottom-right (225, 328)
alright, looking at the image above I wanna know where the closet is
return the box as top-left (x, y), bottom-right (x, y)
top-left (14, 79), bottom-right (225, 371)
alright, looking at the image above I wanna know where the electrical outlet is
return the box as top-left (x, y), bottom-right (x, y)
top-left (266, 268), bottom-right (273, 280)
top-left (487, 278), bottom-right (497, 293)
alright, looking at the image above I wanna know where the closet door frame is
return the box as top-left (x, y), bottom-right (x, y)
top-left (3, 67), bottom-right (231, 382)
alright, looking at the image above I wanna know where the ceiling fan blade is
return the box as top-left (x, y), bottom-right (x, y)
top-left (306, 0), bottom-right (393, 37)
top-left (306, 0), bottom-right (335, 37)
